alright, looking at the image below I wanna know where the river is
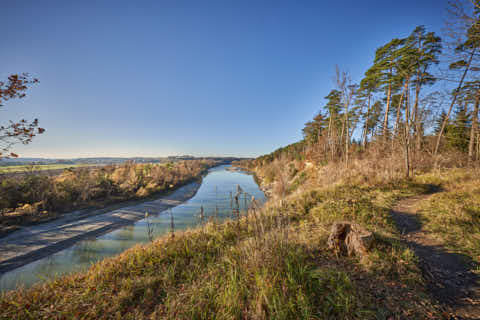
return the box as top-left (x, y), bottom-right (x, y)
top-left (0, 165), bottom-right (265, 292)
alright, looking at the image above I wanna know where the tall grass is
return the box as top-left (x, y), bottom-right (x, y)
top-left (416, 169), bottom-right (480, 264)
top-left (0, 172), bottom-right (444, 319)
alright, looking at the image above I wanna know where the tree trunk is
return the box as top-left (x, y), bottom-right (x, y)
top-left (412, 79), bottom-right (422, 152)
top-left (477, 132), bottom-right (480, 161)
top-left (468, 92), bottom-right (480, 165)
top-left (340, 115), bottom-right (345, 159)
top-left (344, 103), bottom-right (349, 168)
top-left (327, 112), bottom-right (333, 161)
top-left (393, 80), bottom-right (409, 150)
top-left (404, 82), bottom-right (411, 178)
top-left (434, 48), bottom-right (476, 158)
top-left (362, 124), bottom-right (368, 148)
top-left (383, 81), bottom-right (392, 140)
top-left (323, 130), bottom-right (328, 163)
top-left (362, 94), bottom-right (372, 149)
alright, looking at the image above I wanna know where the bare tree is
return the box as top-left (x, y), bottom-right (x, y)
top-left (336, 66), bottom-right (357, 168)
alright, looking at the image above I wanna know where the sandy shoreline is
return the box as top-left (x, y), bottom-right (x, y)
top-left (0, 181), bottom-right (201, 276)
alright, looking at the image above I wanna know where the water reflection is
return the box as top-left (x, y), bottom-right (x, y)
top-left (0, 165), bottom-right (265, 292)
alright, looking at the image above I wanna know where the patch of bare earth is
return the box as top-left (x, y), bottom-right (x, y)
top-left (391, 189), bottom-right (480, 319)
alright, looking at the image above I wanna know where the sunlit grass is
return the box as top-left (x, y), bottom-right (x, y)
top-left (0, 178), bottom-right (443, 319)
top-left (415, 169), bottom-right (480, 264)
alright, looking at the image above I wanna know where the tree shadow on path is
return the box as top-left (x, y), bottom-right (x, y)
top-left (390, 184), bottom-right (480, 320)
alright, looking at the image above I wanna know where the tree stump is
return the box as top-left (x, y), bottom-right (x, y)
top-left (327, 222), bottom-right (374, 256)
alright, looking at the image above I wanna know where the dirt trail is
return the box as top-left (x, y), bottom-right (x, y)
top-left (391, 189), bottom-right (480, 319)
top-left (0, 181), bottom-right (200, 276)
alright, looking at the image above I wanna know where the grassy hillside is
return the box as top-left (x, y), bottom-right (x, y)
top-left (1, 158), bottom-right (455, 319)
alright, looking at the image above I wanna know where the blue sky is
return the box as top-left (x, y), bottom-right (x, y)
top-left (1, 0), bottom-right (447, 158)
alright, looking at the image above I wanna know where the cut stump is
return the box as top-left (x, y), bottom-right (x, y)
top-left (327, 222), bottom-right (374, 256)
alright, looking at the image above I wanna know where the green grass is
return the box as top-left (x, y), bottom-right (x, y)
top-left (415, 169), bottom-right (480, 264)
top-left (0, 163), bottom-right (98, 173)
top-left (0, 179), bottom-right (443, 319)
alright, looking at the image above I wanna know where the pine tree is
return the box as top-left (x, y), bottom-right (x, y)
top-left (370, 39), bottom-right (405, 139)
top-left (435, 111), bottom-right (448, 135)
top-left (367, 101), bottom-right (383, 140)
top-left (406, 26), bottom-right (442, 150)
top-left (446, 103), bottom-right (471, 152)
top-left (302, 112), bottom-right (327, 144)
top-left (357, 68), bottom-right (381, 148)
top-left (323, 89), bottom-right (343, 160)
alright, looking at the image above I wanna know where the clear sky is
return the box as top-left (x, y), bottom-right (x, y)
top-left (1, 0), bottom-right (447, 158)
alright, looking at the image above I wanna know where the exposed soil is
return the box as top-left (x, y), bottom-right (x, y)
top-left (390, 187), bottom-right (480, 319)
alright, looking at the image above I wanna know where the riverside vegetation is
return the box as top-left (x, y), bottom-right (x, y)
top-left (1, 0), bottom-right (480, 318)
top-left (0, 159), bottom-right (217, 236)
top-left (0, 160), bottom-right (448, 319)
top-left (4, 141), bottom-right (480, 317)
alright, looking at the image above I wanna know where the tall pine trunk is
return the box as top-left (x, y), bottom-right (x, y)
top-left (362, 94), bottom-right (372, 148)
top-left (469, 92), bottom-right (480, 164)
top-left (383, 80), bottom-right (392, 140)
top-left (404, 82), bottom-right (411, 178)
top-left (413, 79), bottom-right (422, 152)
top-left (344, 105), bottom-right (349, 167)
top-left (327, 114), bottom-right (332, 160)
top-left (393, 80), bottom-right (408, 141)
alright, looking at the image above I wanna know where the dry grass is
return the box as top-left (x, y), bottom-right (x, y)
top-left (415, 169), bottom-right (480, 264)
top-left (0, 160), bottom-right (217, 236)
top-left (0, 174), bottom-right (445, 319)
top-left (226, 136), bottom-right (480, 319)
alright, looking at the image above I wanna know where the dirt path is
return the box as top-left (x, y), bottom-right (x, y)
top-left (391, 189), bottom-right (480, 319)
top-left (0, 181), bottom-right (200, 276)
